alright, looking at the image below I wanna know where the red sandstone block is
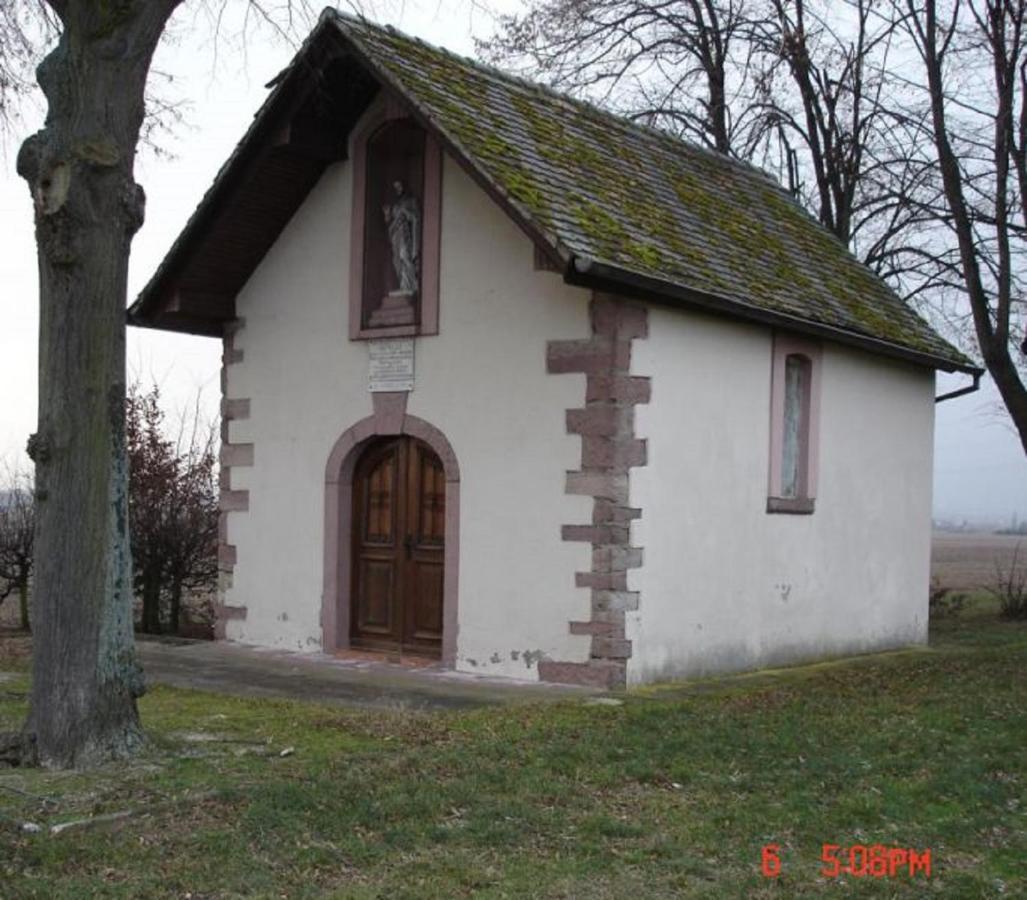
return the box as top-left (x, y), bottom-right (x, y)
top-left (546, 339), bottom-right (612, 374)
top-left (616, 304), bottom-right (649, 340)
top-left (565, 471), bottom-right (629, 502)
top-left (221, 398), bottom-right (251, 421)
top-left (219, 604), bottom-right (247, 620)
top-left (592, 637), bottom-right (632, 659)
top-left (562, 524), bottom-right (612, 544)
top-left (220, 442), bottom-right (254, 467)
top-left (592, 500), bottom-right (642, 525)
top-left (569, 619), bottom-right (619, 636)
top-left (592, 296), bottom-right (648, 338)
top-left (219, 488), bottom-right (250, 512)
top-left (586, 375), bottom-right (651, 404)
top-left (591, 546), bottom-right (644, 572)
top-left (213, 602), bottom-right (247, 639)
top-left (218, 543), bottom-right (237, 566)
top-left (594, 590), bottom-right (640, 612)
top-left (609, 524), bottom-right (632, 545)
top-left (538, 660), bottom-right (624, 689)
top-left (591, 296), bottom-right (621, 337)
top-left (575, 571), bottom-right (628, 590)
top-left (581, 437), bottom-right (647, 469)
top-left (566, 406), bottom-right (628, 436)
top-left (612, 339), bottom-right (632, 371)
top-left (592, 608), bottom-right (627, 627)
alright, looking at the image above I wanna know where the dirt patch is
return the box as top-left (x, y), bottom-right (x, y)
top-left (0, 631), bottom-right (31, 672)
top-left (932, 532), bottom-right (1025, 591)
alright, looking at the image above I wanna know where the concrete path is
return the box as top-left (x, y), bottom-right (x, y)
top-left (137, 638), bottom-right (597, 712)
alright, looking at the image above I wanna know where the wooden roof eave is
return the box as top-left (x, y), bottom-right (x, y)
top-left (127, 18), bottom-right (351, 335)
top-left (129, 15), bottom-right (575, 339)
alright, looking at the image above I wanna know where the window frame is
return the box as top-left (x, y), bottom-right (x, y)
top-left (767, 333), bottom-right (822, 515)
top-left (348, 97), bottom-right (442, 341)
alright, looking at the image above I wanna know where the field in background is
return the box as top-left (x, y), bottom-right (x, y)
top-left (932, 531), bottom-right (1024, 591)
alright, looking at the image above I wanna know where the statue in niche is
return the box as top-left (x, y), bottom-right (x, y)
top-left (382, 179), bottom-right (420, 296)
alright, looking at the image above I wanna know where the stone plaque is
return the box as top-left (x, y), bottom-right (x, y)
top-left (368, 338), bottom-right (415, 392)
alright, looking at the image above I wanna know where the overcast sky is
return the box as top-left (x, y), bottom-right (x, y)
top-left (0, 1), bottom-right (1024, 526)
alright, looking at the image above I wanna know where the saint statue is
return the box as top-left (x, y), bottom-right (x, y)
top-left (383, 179), bottom-right (420, 295)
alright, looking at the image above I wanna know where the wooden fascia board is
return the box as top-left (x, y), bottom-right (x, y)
top-left (165, 289), bottom-right (235, 319)
top-left (129, 313), bottom-right (224, 338)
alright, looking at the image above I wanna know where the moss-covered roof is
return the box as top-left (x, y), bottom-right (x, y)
top-left (330, 12), bottom-right (971, 370)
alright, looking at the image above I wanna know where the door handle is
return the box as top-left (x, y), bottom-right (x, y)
top-left (403, 534), bottom-right (414, 559)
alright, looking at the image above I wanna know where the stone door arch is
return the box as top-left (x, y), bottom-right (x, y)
top-left (322, 405), bottom-right (460, 665)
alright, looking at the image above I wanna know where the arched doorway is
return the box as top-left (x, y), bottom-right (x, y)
top-left (350, 435), bottom-right (446, 656)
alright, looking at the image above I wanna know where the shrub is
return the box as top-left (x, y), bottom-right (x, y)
top-left (929, 580), bottom-right (967, 618)
top-left (988, 543), bottom-right (1027, 620)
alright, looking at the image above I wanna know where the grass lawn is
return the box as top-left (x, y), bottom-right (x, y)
top-left (1, 602), bottom-right (1025, 898)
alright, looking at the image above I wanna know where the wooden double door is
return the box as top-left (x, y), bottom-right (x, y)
top-left (351, 436), bottom-right (445, 656)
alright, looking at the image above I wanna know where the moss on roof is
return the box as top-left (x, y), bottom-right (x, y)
top-left (332, 13), bottom-right (970, 368)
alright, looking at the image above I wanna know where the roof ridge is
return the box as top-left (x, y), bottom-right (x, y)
top-left (322, 8), bottom-right (785, 193)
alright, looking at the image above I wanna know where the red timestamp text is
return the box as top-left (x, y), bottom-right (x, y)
top-left (760, 843), bottom-right (932, 879)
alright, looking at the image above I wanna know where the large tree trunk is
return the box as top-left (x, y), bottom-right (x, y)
top-left (169, 573), bottom-right (183, 636)
top-left (16, 2), bottom-right (180, 769)
top-left (985, 345), bottom-right (1027, 457)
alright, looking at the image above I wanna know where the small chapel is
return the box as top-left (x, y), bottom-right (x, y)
top-left (130, 12), bottom-right (979, 687)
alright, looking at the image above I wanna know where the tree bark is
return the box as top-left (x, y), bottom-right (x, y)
top-left (17, 2), bottom-right (180, 768)
top-left (915, 0), bottom-right (1027, 455)
top-left (169, 573), bottom-right (183, 635)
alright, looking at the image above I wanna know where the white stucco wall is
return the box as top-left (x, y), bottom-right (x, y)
top-left (627, 306), bottom-right (936, 685)
top-left (221, 130), bottom-right (593, 679)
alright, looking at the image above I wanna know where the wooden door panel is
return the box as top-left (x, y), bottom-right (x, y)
top-left (351, 436), bottom-right (445, 656)
top-left (408, 561), bottom-right (444, 642)
top-left (362, 454), bottom-right (396, 543)
top-left (355, 558), bottom-right (396, 635)
top-left (351, 441), bottom-right (401, 647)
top-left (416, 448), bottom-right (446, 543)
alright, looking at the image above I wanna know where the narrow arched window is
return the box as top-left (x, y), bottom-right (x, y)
top-left (781, 353), bottom-right (811, 498)
top-left (768, 336), bottom-right (821, 514)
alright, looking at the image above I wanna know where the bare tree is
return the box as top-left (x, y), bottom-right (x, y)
top-left (479, 0), bottom-right (756, 155)
top-left (126, 386), bottom-right (176, 635)
top-left (748, 1), bottom-right (903, 247)
top-left (481, 1), bottom-right (935, 275)
top-left (1, 0), bottom-right (326, 768)
top-left (163, 407), bottom-right (218, 636)
top-left (0, 468), bottom-right (34, 633)
top-left (126, 384), bottom-right (218, 636)
top-left (893, 0), bottom-right (1027, 452)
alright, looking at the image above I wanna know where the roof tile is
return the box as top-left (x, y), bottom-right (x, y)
top-left (333, 13), bottom-right (970, 368)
